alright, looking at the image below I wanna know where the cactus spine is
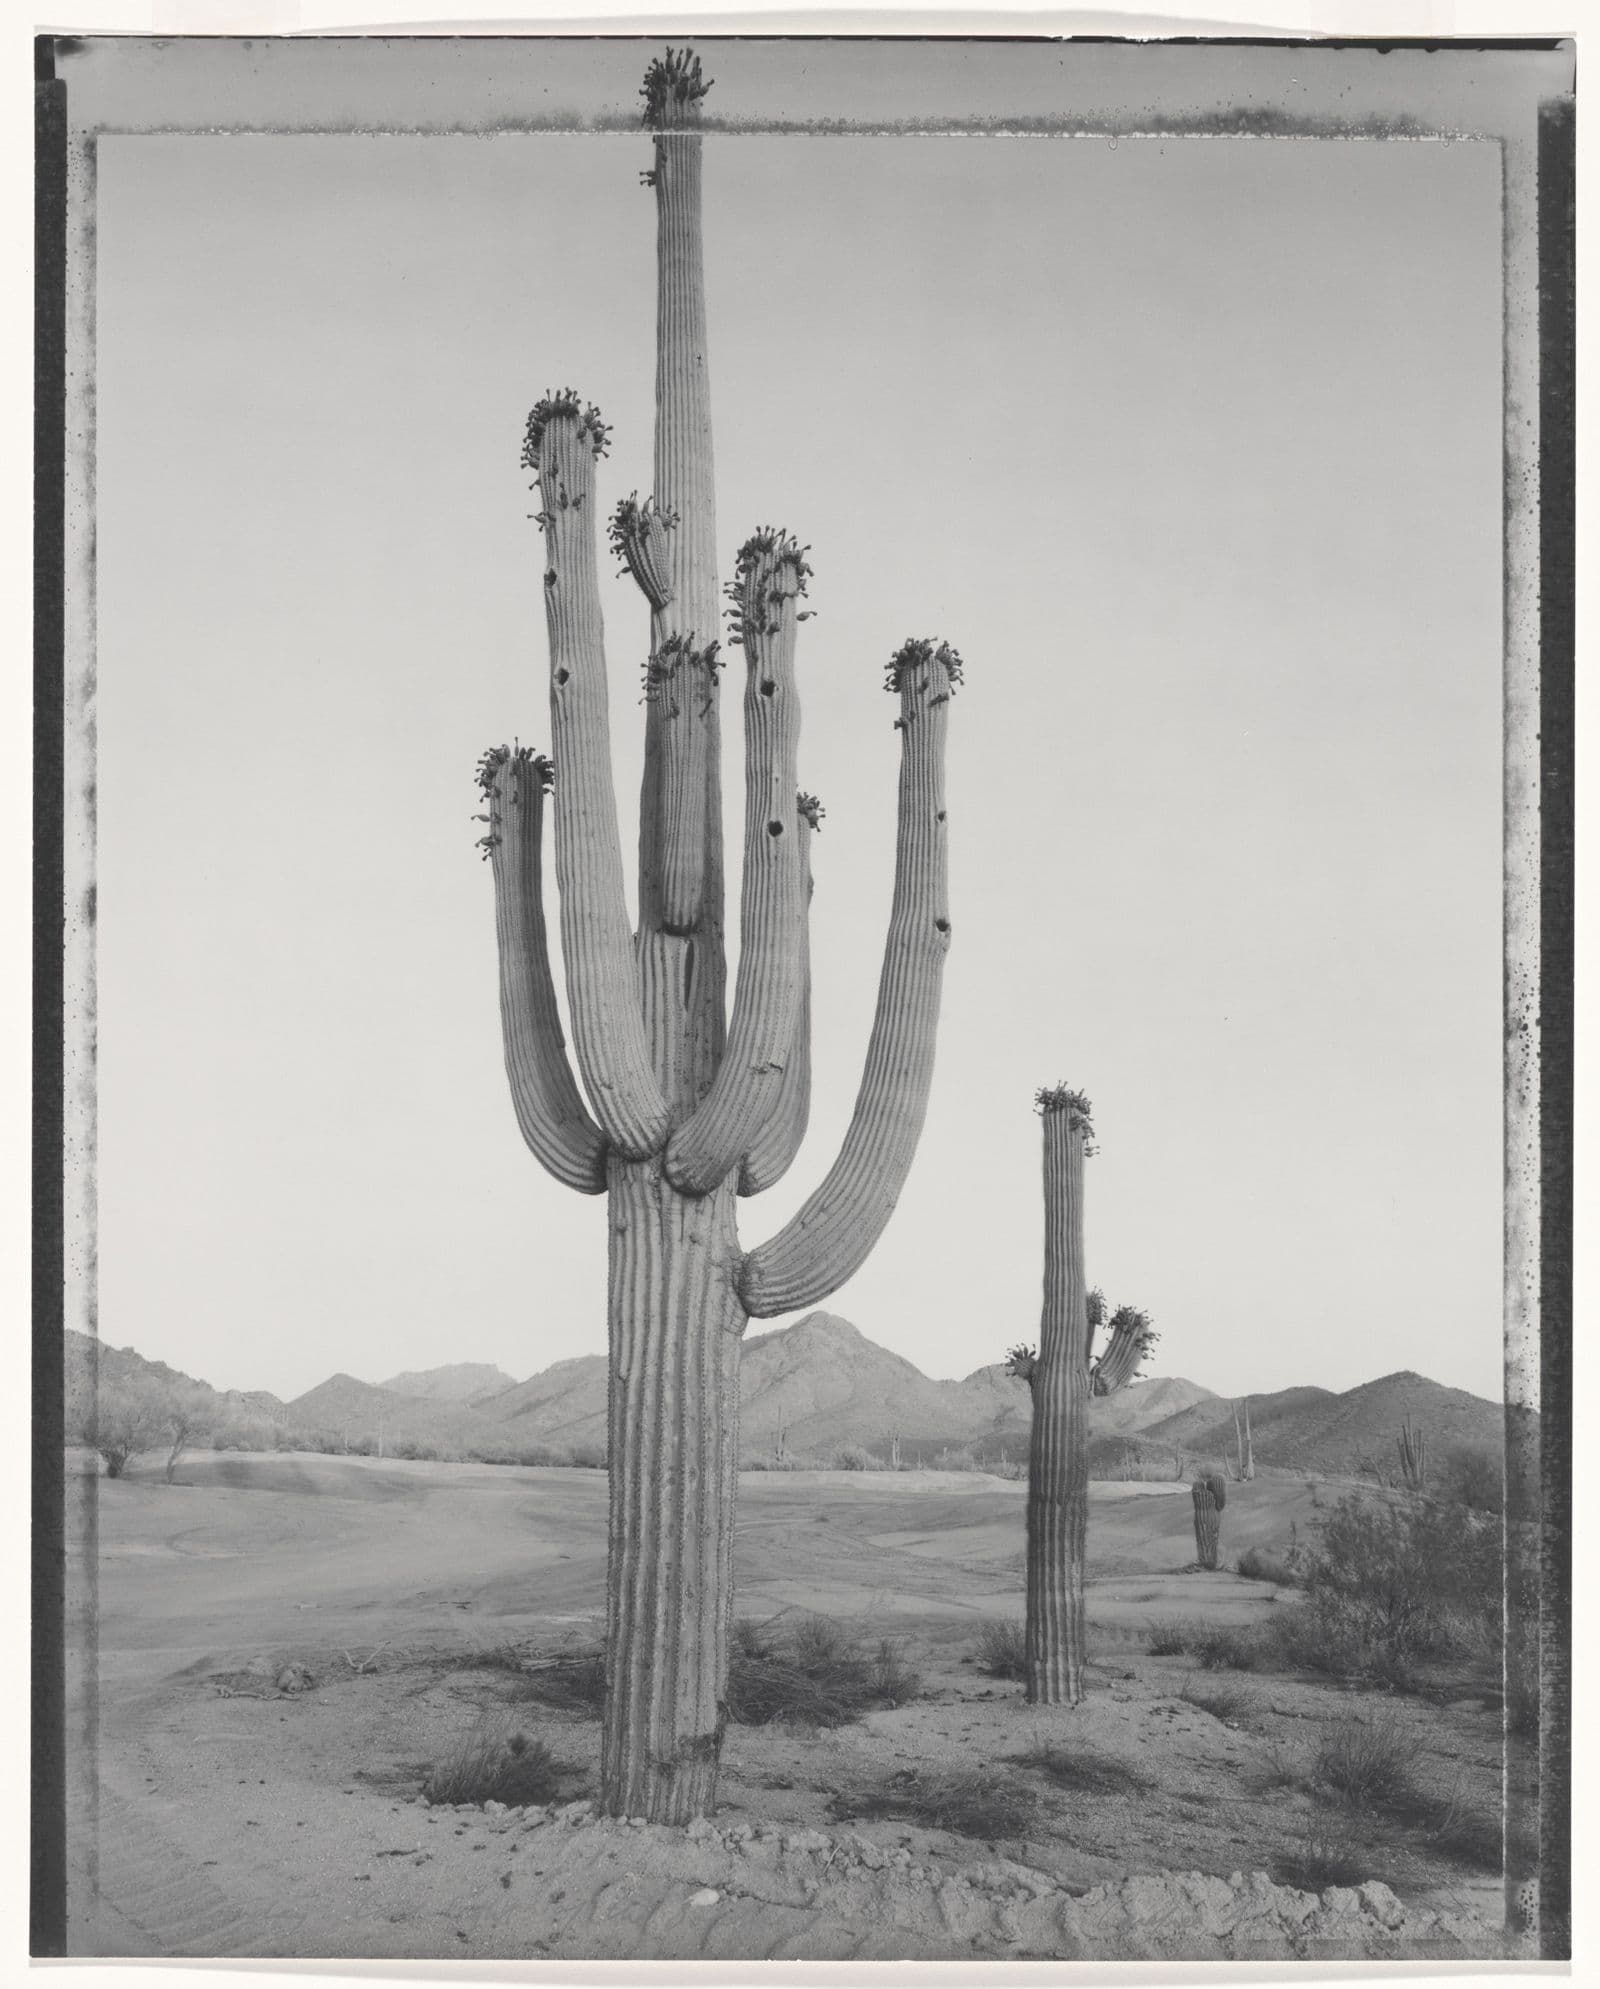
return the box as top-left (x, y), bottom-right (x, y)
top-left (1192, 1473), bottom-right (1226, 1569)
top-left (481, 49), bottom-right (958, 1822)
top-left (1397, 1414), bottom-right (1427, 1491)
top-left (1006, 1087), bottom-right (1157, 1705)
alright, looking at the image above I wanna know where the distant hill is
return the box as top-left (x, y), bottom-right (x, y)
top-left (63, 1328), bottom-right (288, 1433)
top-left (65, 1321), bottom-right (1501, 1487)
top-left (378, 1362), bottom-right (517, 1406)
top-left (1135, 1373), bottom-right (1501, 1479)
top-left (281, 1373), bottom-right (500, 1452)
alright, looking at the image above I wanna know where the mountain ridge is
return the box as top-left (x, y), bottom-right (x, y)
top-left (68, 1318), bottom-right (1500, 1481)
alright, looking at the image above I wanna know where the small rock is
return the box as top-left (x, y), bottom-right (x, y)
top-left (626, 1815), bottom-right (648, 1828)
top-left (685, 1816), bottom-right (715, 1841)
top-left (1358, 1880), bottom-right (1406, 1931)
top-left (689, 1887), bottom-right (720, 1908)
top-left (484, 1801), bottom-right (506, 1816)
top-left (555, 1799), bottom-right (593, 1823)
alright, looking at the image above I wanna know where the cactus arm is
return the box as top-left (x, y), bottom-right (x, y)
top-left (739, 793), bottom-right (820, 1195)
top-left (642, 50), bottom-right (718, 938)
top-left (738, 639), bottom-right (959, 1318)
top-left (528, 395), bottom-right (670, 1159)
top-left (1092, 1305), bottom-right (1158, 1397)
top-left (666, 534), bottom-right (808, 1194)
top-left (478, 745), bottom-right (608, 1193)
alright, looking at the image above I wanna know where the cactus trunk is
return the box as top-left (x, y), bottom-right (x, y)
top-left (483, 49), bottom-right (959, 1822)
top-left (1023, 1103), bottom-right (1091, 1705)
top-left (603, 1158), bottom-right (742, 1820)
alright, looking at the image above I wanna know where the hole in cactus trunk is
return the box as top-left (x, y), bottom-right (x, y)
top-left (555, 669), bottom-right (570, 686)
top-left (760, 680), bottom-right (775, 696)
top-left (768, 821), bottom-right (784, 837)
top-left (935, 918), bottom-right (950, 934)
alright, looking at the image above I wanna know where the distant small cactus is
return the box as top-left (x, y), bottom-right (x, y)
top-left (1192, 1474), bottom-right (1225, 1569)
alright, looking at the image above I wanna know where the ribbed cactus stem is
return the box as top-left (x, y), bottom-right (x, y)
top-left (645, 53), bottom-right (718, 937)
top-left (1397, 1415), bottom-right (1427, 1491)
top-left (740, 793), bottom-right (820, 1195)
top-left (480, 745), bottom-right (608, 1192)
top-left (1192, 1474), bottom-right (1225, 1570)
top-left (604, 1153), bottom-right (743, 1820)
top-left (739, 641), bottom-right (958, 1317)
top-left (1024, 1094), bottom-right (1092, 1705)
top-left (666, 533), bottom-right (807, 1193)
top-left (533, 403), bottom-right (669, 1159)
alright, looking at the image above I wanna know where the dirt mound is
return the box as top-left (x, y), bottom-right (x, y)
top-left (383, 1805), bottom-right (1506, 1962)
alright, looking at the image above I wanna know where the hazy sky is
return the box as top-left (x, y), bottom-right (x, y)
top-left (91, 41), bottom-right (1505, 1405)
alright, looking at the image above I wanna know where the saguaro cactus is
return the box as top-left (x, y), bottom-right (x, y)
top-left (1396, 1415), bottom-right (1427, 1491)
top-left (1005, 1087), bottom-right (1157, 1705)
top-left (1191, 1473), bottom-right (1226, 1569)
top-left (478, 49), bottom-right (959, 1822)
top-left (1229, 1397), bottom-right (1255, 1481)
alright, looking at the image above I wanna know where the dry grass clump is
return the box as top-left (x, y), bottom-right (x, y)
top-left (1310, 1711), bottom-right (1500, 1872)
top-left (830, 1767), bottom-right (1039, 1844)
top-left (424, 1717), bottom-right (573, 1808)
top-left (974, 1617), bottom-right (1028, 1680)
top-left (726, 1613), bottom-right (921, 1727)
top-left (1189, 1625), bottom-right (1262, 1672)
top-left (516, 1650), bottom-right (607, 1714)
top-left (1236, 1545), bottom-right (1298, 1586)
top-left (1179, 1679), bottom-right (1255, 1724)
top-left (1145, 1618), bottom-right (1198, 1656)
top-left (1271, 1808), bottom-right (1372, 1893)
top-left (1012, 1744), bottom-right (1152, 1796)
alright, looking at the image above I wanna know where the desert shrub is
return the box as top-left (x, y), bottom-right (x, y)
top-left (727, 1613), bottom-right (920, 1727)
top-left (1145, 1619), bottom-right (1197, 1657)
top-left (834, 1445), bottom-right (872, 1471)
top-left (1179, 1680), bottom-right (1254, 1724)
top-left (1266, 1492), bottom-right (1503, 1685)
top-left (517, 1651), bottom-right (606, 1714)
top-left (984, 1455), bottom-right (1027, 1481)
top-left (975, 1617), bottom-right (1028, 1680)
top-left (1014, 1744), bottom-right (1152, 1795)
top-left (395, 1438), bottom-right (440, 1462)
top-left (932, 1446), bottom-right (978, 1472)
top-left (1307, 1711), bottom-right (1501, 1870)
top-left (211, 1417), bottom-right (280, 1453)
top-left (1311, 1710), bottom-right (1417, 1807)
top-left (1237, 1546), bottom-right (1297, 1586)
top-left (1438, 1440), bottom-right (1504, 1514)
top-left (424, 1718), bottom-right (572, 1808)
top-left (1189, 1624), bottom-right (1261, 1672)
top-left (830, 1768), bottom-right (1039, 1843)
top-left (563, 1443), bottom-right (607, 1470)
top-left (1271, 1805), bottom-right (1372, 1892)
top-left (76, 1376), bottom-right (199, 1480)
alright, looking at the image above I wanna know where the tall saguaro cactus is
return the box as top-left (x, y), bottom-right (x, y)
top-left (1005, 1088), bottom-right (1157, 1705)
top-left (478, 48), bottom-right (959, 1822)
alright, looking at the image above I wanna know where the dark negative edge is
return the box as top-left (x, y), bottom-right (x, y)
top-left (32, 38), bottom-right (69, 1962)
top-left (1534, 87), bottom-right (1574, 1967)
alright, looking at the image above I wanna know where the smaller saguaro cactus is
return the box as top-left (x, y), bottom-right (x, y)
top-left (1229, 1398), bottom-right (1255, 1481)
top-left (1008, 1086), bottom-right (1159, 1705)
top-left (890, 1432), bottom-right (902, 1472)
top-left (1397, 1415), bottom-right (1427, 1491)
top-left (1191, 1473), bottom-right (1226, 1570)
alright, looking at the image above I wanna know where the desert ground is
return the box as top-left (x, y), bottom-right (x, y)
top-left (65, 1450), bottom-right (1512, 1963)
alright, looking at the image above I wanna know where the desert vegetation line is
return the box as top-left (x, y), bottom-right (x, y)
top-left (476, 48), bottom-right (959, 1823)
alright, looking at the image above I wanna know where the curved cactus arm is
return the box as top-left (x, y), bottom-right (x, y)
top-left (478, 744), bottom-right (608, 1193)
top-left (739, 792), bottom-right (820, 1195)
top-left (1005, 1343), bottom-right (1038, 1387)
top-left (1092, 1305), bottom-right (1158, 1397)
top-left (527, 394), bottom-right (669, 1159)
top-left (738, 638), bottom-right (959, 1318)
top-left (667, 533), bottom-right (808, 1193)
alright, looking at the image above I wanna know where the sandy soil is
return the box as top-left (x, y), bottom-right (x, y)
top-left (65, 1451), bottom-right (1513, 1963)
